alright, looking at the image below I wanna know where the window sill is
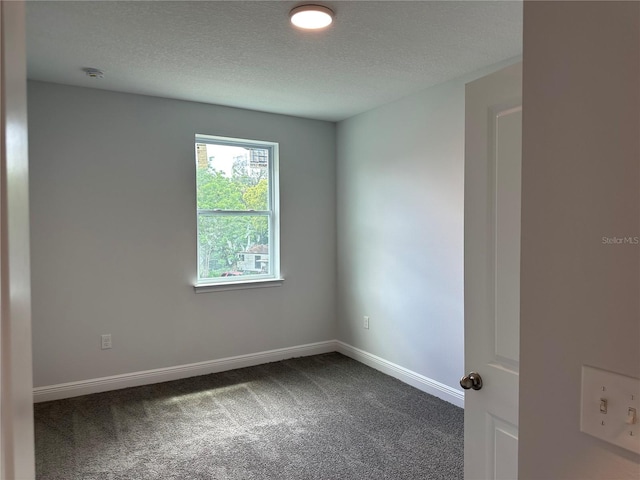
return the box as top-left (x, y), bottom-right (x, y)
top-left (193, 278), bottom-right (284, 294)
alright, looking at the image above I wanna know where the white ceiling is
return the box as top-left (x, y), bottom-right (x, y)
top-left (26, 1), bottom-right (522, 122)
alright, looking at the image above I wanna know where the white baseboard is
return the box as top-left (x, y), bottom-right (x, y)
top-left (335, 341), bottom-right (465, 408)
top-left (33, 340), bottom-right (337, 403)
top-left (33, 340), bottom-right (464, 408)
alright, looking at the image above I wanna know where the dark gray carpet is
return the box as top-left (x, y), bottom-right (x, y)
top-left (35, 352), bottom-right (463, 480)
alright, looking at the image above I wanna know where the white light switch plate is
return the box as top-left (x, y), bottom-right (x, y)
top-left (581, 365), bottom-right (639, 454)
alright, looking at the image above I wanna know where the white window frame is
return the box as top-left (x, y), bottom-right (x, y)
top-left (193, 134), bottom-right (282, 293)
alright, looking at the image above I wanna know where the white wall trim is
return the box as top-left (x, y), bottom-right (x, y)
top-left (33, 340), bottom-right (337, 403)
top-left (335, 341), bottom-right (465, 408)
top-left (34, 340), bottom-right (464, 408)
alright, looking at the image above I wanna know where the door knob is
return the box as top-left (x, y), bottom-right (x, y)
top-left (460, 372), bottom-right (483, 390)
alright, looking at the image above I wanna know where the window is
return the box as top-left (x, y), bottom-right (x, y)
top-left (195, 135), bottom-right (280, 289)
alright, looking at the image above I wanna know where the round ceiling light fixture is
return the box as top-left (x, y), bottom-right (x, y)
top-left (289, 5), bottom-right (334, 30)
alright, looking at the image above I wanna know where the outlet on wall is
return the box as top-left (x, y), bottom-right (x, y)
top-left (363, 316), bottom-right (370, 329)
top-left (101, 334), bottom-right (112, 350)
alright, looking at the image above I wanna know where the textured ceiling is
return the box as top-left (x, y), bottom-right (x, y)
top-left (26, 1), bottom-right (522, 121)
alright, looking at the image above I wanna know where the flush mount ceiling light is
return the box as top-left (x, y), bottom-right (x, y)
top-left (289, 5), bottom-right (334, 30)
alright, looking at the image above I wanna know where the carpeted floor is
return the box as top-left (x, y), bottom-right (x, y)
top-left (34, 352), bottom-right (463, 480)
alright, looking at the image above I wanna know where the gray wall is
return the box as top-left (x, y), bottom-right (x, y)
top-left (519, 2), bottom-right (640, 478)
top-left (335, 62), bottom-right (515, 395)
top-left (28, 82), bottom-right (336, 387)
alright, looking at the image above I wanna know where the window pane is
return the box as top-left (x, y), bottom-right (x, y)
top-left (198, 214), bottom-right (270, 280)
top-left (196, 143), bottom-right (269, 211)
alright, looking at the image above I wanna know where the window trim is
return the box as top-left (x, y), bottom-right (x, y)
top-left (194, 278), bottom-right (284, 294)
top-left (194, 134), bottom-right (281, 290)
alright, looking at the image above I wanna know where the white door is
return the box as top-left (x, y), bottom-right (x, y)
top-left (1, 1), bottom-right (35, 478)
top-left (463, 63), bottom-right (522, 480)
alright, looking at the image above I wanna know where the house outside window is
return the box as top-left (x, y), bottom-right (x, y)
top-left (195, 135), bottom-right (280, 287)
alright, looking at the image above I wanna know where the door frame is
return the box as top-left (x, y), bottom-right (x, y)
top-left (1, 1), bottom-right (35, 477)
